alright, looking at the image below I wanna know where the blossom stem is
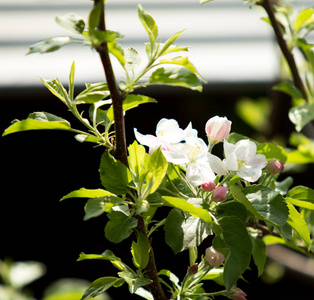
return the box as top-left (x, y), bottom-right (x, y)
top-left (171, 164), bottom-right (197, 197)
top-left (166, 172), bottom-right (189, 199)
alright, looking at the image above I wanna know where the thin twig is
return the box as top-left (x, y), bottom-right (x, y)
top-left (261, 0), bottom-right (308, 101)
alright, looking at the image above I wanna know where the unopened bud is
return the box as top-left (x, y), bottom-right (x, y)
top-left (188, 263), bottom-right (199, 275)
top-left (205, 246), bottom-right (225, 267)
top-left (213, 186), bottom-right (228, 202)
top-left (136, 199), bottom-right (150, 215)
top-left (266, 158), bottom-right (284, 175)
top-left (202, 180), bottom-right (216, 192)
top-left (205, 116), bottom-right (231, 145)
top-left (227, 287), bottom-right (247, 300)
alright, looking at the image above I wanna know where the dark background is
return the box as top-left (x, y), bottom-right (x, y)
top-left (1, 82), bottom-right (314, 299)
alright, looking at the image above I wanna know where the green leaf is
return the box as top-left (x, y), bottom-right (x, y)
top-left (41, 78), bottom-right (70, 104)
top-left (84, 196), bottom-right (124, 220)
top-left (230, 185), bottom-right (289, 227)
top-left (105, 211), bottom-right (138, 243)
top-left (226, 132), bottom-right (253, 144)
top-left (213, 216), bottom-right (252, 292)
top-left (256, 143), bottom-right (288, 163)
top-left (78, 249), bottom-right (126, 271)
top-left (118, 272), bottom-right (152, 294)
top-left (251, 237), bottom-right (267, 277)
top-left (286, 186), bottom-right (314, 210)
top-left (27, 36), bottom-right (74, 54)
top-left (294, 8), bottom-right (314, 32)
top-left (99, 151), bottom-right (129, 195)
top-left (108, 41), bottom-right (125, 66)
top-left (158, 30), bottom-right (187, 57)
top-left (164, 208), bottom-right (211, 254)
top-left (138, 5), bottom-right (158, 45)
top-left (273, 82), bottom-right (304, 99)
top-left (124, 47), bottom-right (142, 74)
top-left (128, 141), bottom-right (147, 185)
top-left (162, 196), bottom-right (212, 224)
top-left (3, 112), bottom-right (72, 136)
top-left (69, 61), bottom-right (75, 100)
top-left (149, 67), bottom-right (202, 91)
top-left (107, 94), bottom-right (157, 121)
top-left (200, 0), bottom-right (214, 4)
top-left (289, 103), bottom-right (314, 132)
top-left (75, 82), bottom-right (110, 104)
top-left (131, 231), bottom-right (151, 269)
top-left (55, 13), bottom-right (85, 35)
top-left (286, 202), bottom-right (311, 250)
top-left (88, 0), bottom-right (102, 34)
top-left (146, 147), bottom-right (168, 195)
top-left (60, 188), bottom-right (112, 201)
top-left (81, 277), bottom-right (122, 300)
top-left (159, 56), bottom-right (204, 81)
top-left (215, 201), bottom-right (247, 222)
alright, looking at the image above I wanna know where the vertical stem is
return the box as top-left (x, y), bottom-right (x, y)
top-left (261, 0), bottom-right (308, 101)
top-left (93, 2), bottom-right (168, 299)
top-left (94, 0), bottom-right (128, 166)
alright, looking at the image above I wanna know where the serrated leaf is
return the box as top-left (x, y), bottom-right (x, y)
top-left (2, 112), bottom-right (72, 136)
top-left (81, 277), bottom-right (121, 300)
top-left (286, 185), bottom-right (314, 210)
top-left (105, 211), bottom-right (138, 243)
top-left (286, 202), bottom-right (311, 250)
top-left (99, 151), bottom-right (129, 195)
top-left (159, 56), bottom-right (204, 80)
top-left (138, 5), bottom-right (158, 45)
top-left (118, 272), bottom-right (152, 294)
top-left (230, 185), bottom-right (289, 227)
top-left (256, 143), bottom-right (288, 163)
top-left (60, 188), bottom-right (112, 201)
top-left (84, 196), bottom-right (124, 220)
top-left (251, 237), bottom-right (267, 277)
top-left (27, 37), bottom-right (73, 54)
top-left (162, 196), bottom-right (212, 224)
top-left (75, 82), bottom-right (110, 104)
top-left (41, 78), bottom-right (70, 104)
top-left (107, 94), bottom-right (156, 121)
top-left (131, 231), bottom-right (151, 269)
top-left (149, 67), bottom-right (202, 91)
top-left (289, 103), bottom-right (314, 132)
top-left (213, 216), bottom-right (252, 292)
top-left (164, 208), bottom-right (211, 254)
top-left (55, 13), bottom-right (85, 35)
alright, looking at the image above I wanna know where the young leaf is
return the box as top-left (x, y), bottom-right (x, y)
top-left (99, 151), bottom-right (129, 195)
top-left (159, 56), bottom-right (205, 81)
top-left (2, 112), bottom-right (72, 136)
top-left (162, 196), bottom-right (212, 224)
top-left (60, 188), bottom-right (112, 201)
top-left (84, 196), bottom-right (124, 221)
top-left (164, 208), bottom-right (211, 254)
top-left (118, 272), bottom-right (152, 294)
top-left (105, 211), bottom-right (138, 243)
top-left (273, 82), bottom-right (304, 99)
top-left (146, 147), bottom-right (168, 195)
top-left (107, 94), bottom-right (157, 121)
top-left (149, 67), bottom-right (202, 91)
top-left (286, 202), bottom-right (311, 250)
top-left (55, 13), bottom-right (85, 35)
top-left (213, 216), bottom-right (252, 292)
top-left (289, 103), bottom-right (314, 132)
top-left (131, 231), bottom-right (151, 270)
top-left (138, 5), bottom-right (158, 45)
top-left (74, 82), bottom-right (110, 104)
top-left (69, 61), bottom-right (75, 100)
top-left (27, 37), bottom-right (73, 54)
top-left (294, 8), bottom-right (314, 32)
top-left (41, 78), bottom-right (70, 104)
top-left (158, 30), bottom-right (187, 57)
top-left (81, 277), bottom-right (122, 300)
top-left (128, 141), bottom-right (147, 185)
top-left (124, 47), bottom-right (142, 74)
top-left (286, 185), bottom-right (314, 210)
top-left (256, 143), bottom-right (288, 163)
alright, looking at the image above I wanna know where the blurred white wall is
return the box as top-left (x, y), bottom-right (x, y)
top-left (0, 0), bottom-right (310, 87)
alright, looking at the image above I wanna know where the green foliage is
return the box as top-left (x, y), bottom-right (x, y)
top-left (131, 231), bottom-right (151, 270)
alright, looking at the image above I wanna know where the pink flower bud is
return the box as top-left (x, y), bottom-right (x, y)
top-left (228, 287), bottom-right (247, 300)
top-left (202, 180), bottom-right (216, 192)
top-left (205, 116), bottom-right (231, 144)
top-left (266, 158), bottom-right (284, 175)
top-left (213, 186), bottom-right (228, 202)
top-left (205, 246), bottom-right (225, 267)
top-left (188, 263), bottom-right (199, 275)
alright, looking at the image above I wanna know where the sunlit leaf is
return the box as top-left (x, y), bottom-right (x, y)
top-left (60, 188), bottom-right (113, 201)
top-left (55, 13), bottom-right (85, 34)
top-left (289, 103), bottom-right (314, 132)
top-left (27, 37), bottom-right (74, 54)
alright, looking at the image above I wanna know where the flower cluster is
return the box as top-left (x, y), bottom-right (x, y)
top-left (134, 116), bottom-right (268, 191)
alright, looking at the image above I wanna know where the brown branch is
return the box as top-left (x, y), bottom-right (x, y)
top-left (261, 0), bottom-right (308, 101)
top-left (94, 0), bottom-right (128, 167)
top-left (93, 2), bottom-right (168, 299)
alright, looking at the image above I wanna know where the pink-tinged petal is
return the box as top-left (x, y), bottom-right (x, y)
top-left (186, 162), bottom-right (215, 187)
top-left (205, 116), bottom-right (231, 143)
top-left (213, 186), bottom-right (228, 202)
top-left (205, 246), bottom-right (225, 266)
